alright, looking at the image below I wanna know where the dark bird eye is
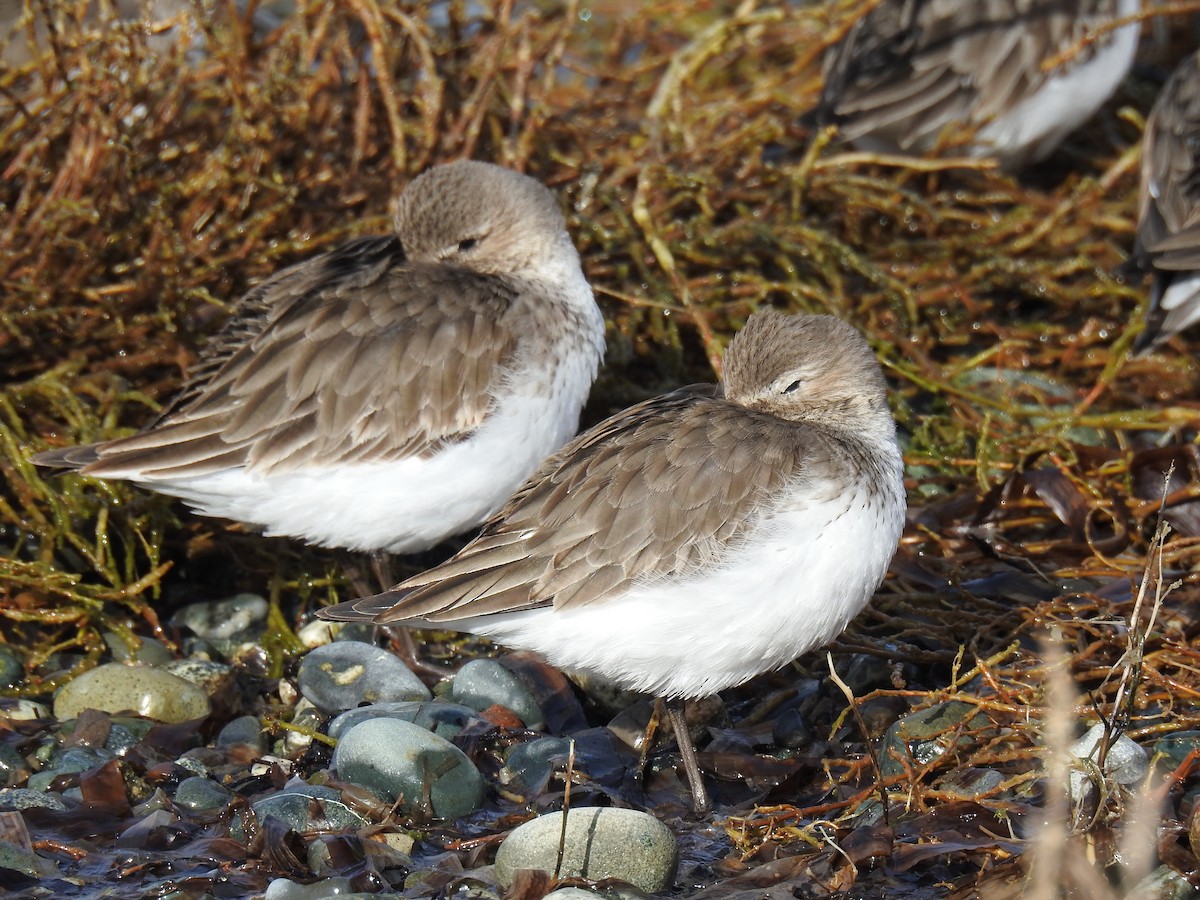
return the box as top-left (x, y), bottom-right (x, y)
top-left (782, 380), bottom-right (801, 394)
top-left (457, 238), bottom-right (478, 252)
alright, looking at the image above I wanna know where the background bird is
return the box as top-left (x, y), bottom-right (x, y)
top-left (817, 0), bottom-right (1141, 170)
top-left (32, 160), bottom-right (606, 554)
top-left (1128, 49), bottom-right (1200, 355)
top-left (320, 310), bottom-right (907, 814)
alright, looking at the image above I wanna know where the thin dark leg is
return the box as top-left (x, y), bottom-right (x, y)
top-left (665, 697), bottom-right (711, 816)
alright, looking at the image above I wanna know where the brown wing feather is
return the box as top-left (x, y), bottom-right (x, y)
top-left (358, 386), bottom-right (836, 626)
top-left (40, 236), bottom-right (518, 478)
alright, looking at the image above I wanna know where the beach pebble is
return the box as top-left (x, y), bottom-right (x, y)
top-left (0, 699), bottom-right (49, 721)
top-left (450, 659), bottom-right (543, 729)
top-left (0, 788), bottom-right (67, 811)
top-left (327, 700), bottom-right (479, 741)
top-left (0, 837), bottom-right (60, 878)
top-left (53, 663), bottom-right (211, 724)
top-left (499, 736), bottom-right (571, 799)
top-left (249, 784), bottom-right (367, 836)
top-left (218, 715), bottom-right (266, 751)
top-left (332, 717), bottom-right (482, 819)
top-left (879, 700), bottom-right (987, 777)
top-left (0, 645), bottom-right (24, 687)
top-left (298, 642), bottom-right (430, 713)
top-left (103, 632), bottom-right (173, 665)
top-left (0, 744), bottom-right (28, 786)
top-left (1153, 731), bottom-right (1200, 770)
top-left (263, 877), bottom-right (364, 899)
top-left (1068, 722), bottom-right (1149, 806)
top-left (172, 593), bottom-right (268, 641)
top-left (494, 808), bottom-right (678, 892)
top-left (162, 659), bottom-right (234, 697)
top-left (175, 775), bottom-right (233, 811)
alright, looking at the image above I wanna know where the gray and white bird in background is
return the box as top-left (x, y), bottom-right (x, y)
top-left (1128, 49), bottom-right (1200, 355)
top-left (817, 0), bottom-right (1142, 170)
top-left (321, 311), bottom-right (907, 814)
top-left (33, 161), bottom-right (606, 554)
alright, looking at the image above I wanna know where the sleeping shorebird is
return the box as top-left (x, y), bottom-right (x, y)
top-left (320, 310), bottom-right (907, 814)
top-left (33, 161), bottom-right (606, 554)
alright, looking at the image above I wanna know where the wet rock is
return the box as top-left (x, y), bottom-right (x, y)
top-left (175, 775), bottom-right (233, 811)
top-left (499, 736), bottom-right (571, 799)
top-left (103, 632), bottom-right (173, 665)
top-left (327, 700), bottom-right (479, 742)
top-left (0, 699), bottom-right (48, 721)
top-left (450, 659), bottom-right (543, 729)
top-left (28, 746), bottom-right (117, 792)
top-left (282, 700), bottom-right (323, 756)
top-left (263, 877), bottom-right (362, 899)
top-left (545, 890), bottom-right (616, 899)
top-left (243, 784), bottom-right (367, 840)
top-left (0, 645), bottom-right (24, 687)
top-left (1124, 864), bottom-right (1198, 900)
top-left (1153, 731), bottom-right (1200, 770)
top-left (0, 743), bottom-right (28, 786)
top-left (879, 700), bottom-right (988, 777)
top-left (173, 593), bottom-right (268, 641)
top-left (494, 808), bottom-right (678, 892)
top-left (332, 717), bottom-right (483, 819)
top-left (295, 618), bottom-right (337, 649)
top-left (218, 715), bottom-right (266, 751)
top-left (0, 838), bottom-right (60, 878)
top-left (53, 663), bottom-right (211, 724)
top-left (1068, 723), bottom-right (1149, 806)
top-left (937, 766), bottom-right (1006, 799)
top-left (162, 658), bottom-right (234, 697)
top-left (298, 641), bottom-right (430, 713)
top-left (0, 788), bottom-right (67, 811)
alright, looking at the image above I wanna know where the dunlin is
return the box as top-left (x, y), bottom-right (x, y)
top-left (33, 161), bottom-right (606, 553)
top-left (1128, 50), bottom-right (1200, 355)
top-left (817, 0), bottom-right (1141, 170)
top-left (320, 310), bottom-right (907, 814)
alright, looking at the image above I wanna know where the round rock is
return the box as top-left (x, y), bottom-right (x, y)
top-left (175, 776), bottom-right (233, 812)
top-left (495, 808), bottom-right (677, 892)
top-left (450, 659), bottom-right (543, 729)
top-left (298, 642), bottom-right (430, 713)
top-left (327, 700), bottom-right (479, 741)
top-left (332, 717), bottom-right (482, 820)
top-left (172, 593), bottom-right (268, 641)
top-left (53, 663), bottom-right (211, 724)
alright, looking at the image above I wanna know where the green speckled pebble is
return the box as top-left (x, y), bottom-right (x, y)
top-left (495, 808), bottom-right (677, 892)
top-left (53, 663), bottom-right (211, 724)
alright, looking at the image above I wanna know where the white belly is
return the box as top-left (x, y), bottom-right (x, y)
top-left (459, 474), bottom-right (906, 699)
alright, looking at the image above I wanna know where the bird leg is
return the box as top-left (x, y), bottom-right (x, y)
top-left (665, 697), bottom-right (711, 816)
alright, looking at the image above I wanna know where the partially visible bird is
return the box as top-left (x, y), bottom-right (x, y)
top-left (1128, 50), bottom-right (1200, 355)
top-left (320, 310), bottom-right (907, 814)
top-left (32, 161), bottom-right (606, 554)
top-left (817, 0), bottom-right (1142, 170)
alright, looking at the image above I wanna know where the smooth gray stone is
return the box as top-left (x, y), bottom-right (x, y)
top-left (218, 715), bottom-right (265, 750)
top-left (264, 877), bottom-right (358, 899)
top-left (172, 593), bottom-right (268, 641)
top-left (250, 784), bottom-right (367, 835)
top-left (53, 663), bottom-right (211, 723)
top-left (0, 743), bottom-right (27, 784)
top-left (332, 718), bottom-right (482, 819)
top-left (0, 645), bottom-right (23, 687)
top-left (494, 808), bottom-right (678, 892)
top-left (175, 776), bottom-right (233, 811)
top-left (28, 746), bottom-right (117, 791)
top-left (1068, 722), bottom-right (1149, 805)
top-left (0, 838), bottom-right (59, 877)
top-left (327, 701), bottom-right (479, 741)
top-left (162, 659), bottom-right (233, 697)
top-left (1124, 864), bottom-right (1199, 900)
top-left (879, 700), bottom-right (988, 777)
top-left (0, 788), bottom-right (67, 811)
top-left (103, 632), bottom-right (173, 665)
top-left (298, 642), bottom-right (430, 713)
top-left (450, 659), bottom-right (543, 729)
top-left (499, 737), bottom-right (571, 798)
top-left (937, 766), bottom-right (1005, 799)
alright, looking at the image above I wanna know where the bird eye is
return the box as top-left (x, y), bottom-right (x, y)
top-left (782, 379), bottom-right (801, 394)
top-left (457, 238), bottom-right (478, 252)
